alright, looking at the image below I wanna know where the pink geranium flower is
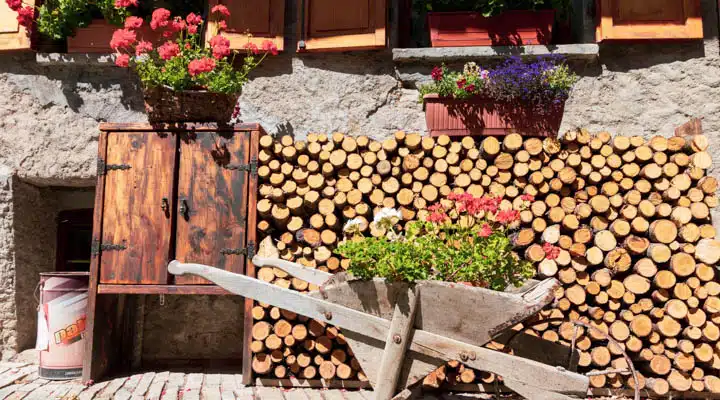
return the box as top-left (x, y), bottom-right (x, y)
top-left (157, 41), bottom-right (180, 60)
top-left (211, 4), bottom-right (230, 17)
top-left (150, 8), bottom-right (171, 30)
top-left (124, 16), bottom-right (143, 29)
top-left (478, 223), bottom-right (493, 238)
top-left (110, 29), bottom-right (137, 50)
top-left (114, 0), bottom-right (137, 8)
top-left (114, 53), bottom-right (130, 68)
top-left (188, 58), bottom-right (216, 76)
top-left (135, 40), bottom-right (153, 56)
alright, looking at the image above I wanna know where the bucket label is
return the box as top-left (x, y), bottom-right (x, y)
top-left (54, 316), bottom-right (86, 346)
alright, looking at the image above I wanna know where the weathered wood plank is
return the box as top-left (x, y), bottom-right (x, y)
top-left (114, 374), bottom-right (143, 400)
top-left (100, 131), bottom-right (177, 284)
top-left (0, 383), bottom-right (23, 400)
top-left (5, 381), bottom-right (46, 400)
top-left (320, 390), bottom-right (345, 400)
top-left (181, 373), bottom-right (203, 400)
top-left (201, 385), bottom-right (222, 400)
top-left (59, 383), bottom-right (87, 400)
top-left (301, 389), bottom-right (323, 400)
top-left (174, 131), bottom-right (249, 285)
top-left (95, 377), bottom-right (126, 399)
top-left (340, 391), bottom-right (367, 400)
top-left (0, 366), bottom-right (36, 390)
top-left (283, 389), bottom-right (310, 400)
top-left (23, 382), bottom-right (58, 400)
top-left (144, 371), bottom-right (169, 400)
top-left (255, 387), bottom-right (285, 400)
top-left (234, 387), bottom-right (254, 400)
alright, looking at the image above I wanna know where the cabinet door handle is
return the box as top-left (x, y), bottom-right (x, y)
top-left (179, 198), bottom-right (189, 218)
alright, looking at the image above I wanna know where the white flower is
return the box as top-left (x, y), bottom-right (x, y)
top-left (343, 218), bottom-right (363, 233)
top-left (374, 207), bottom-right (402, 224)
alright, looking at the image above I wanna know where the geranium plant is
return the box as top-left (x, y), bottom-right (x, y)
top-left (419, 56), bottom-right (578, 108)
top-left (336, 193), bottom-right (539, 291)
top-left (110, 5), bottom-right (277, 94)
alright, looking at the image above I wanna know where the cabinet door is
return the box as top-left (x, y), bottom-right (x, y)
top-left (205, 0), bottom-right (284, 51)
top-left (174, 132), bottom-right (250, 285)
top-left (299, 0), bottom-right (386, 51)
top-left (0, 0), bottom-right (34, 51)
top-left (99, 132), bottom-right (177, 284)
top-left (596, 0), bottom-right (702, 41)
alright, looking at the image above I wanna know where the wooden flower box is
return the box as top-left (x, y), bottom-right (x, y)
top-left (427, 10), bottom-right (555, 47)
top-left (423, 94), bottom-right (564, 137)
top-left (67, 19), bottom-right (162, 53)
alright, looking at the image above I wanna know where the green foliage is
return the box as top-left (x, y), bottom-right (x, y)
top-left (336, 198), bottom-right (535, 291)
top-left (36, 0), bottom-right (127, 40)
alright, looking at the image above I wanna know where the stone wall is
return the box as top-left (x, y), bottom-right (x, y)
top-left (0, 0), bottom-right (719, 361)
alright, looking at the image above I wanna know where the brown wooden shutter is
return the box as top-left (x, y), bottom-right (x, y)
top-left (99, 132), bottom-right (177, 285)
top-left (298, 0), bottom-right (386, 52)
top-left (0, 0), bottom-right (34, 51)
top-left (174, 131), bottom-right (250, 285)
top-left (205, 0), bottom-right (285, 51)
top-left (596, 0), bottom-right (703, 41)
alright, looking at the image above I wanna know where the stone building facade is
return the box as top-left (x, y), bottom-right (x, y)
top-left (0, 0), bottom-right (719, 364)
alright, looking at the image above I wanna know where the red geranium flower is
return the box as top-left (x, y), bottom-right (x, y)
top-left (150, 8), bottom-right (171, 30)
top-left (188, 57), bottom-right (216, 76)
top-left (261, 39), bottom-right (278, 56)
top-left (211, 4), bottom-right (230, 17)
top-left (217, 20), bottom-right (227, 30)
top-left (431, 66), bottom-right (443, 81)
top-left (542, 243), bottom-right (560, 260)
top-left (521, 194), bottom-right (534, 202)
top-left (209, 34), bottom-right (229, 48)
top-left (186, 12), bottom-right (202, 26)
top-left (496, 209), bottom-right (520, 224)
top-left (6, 0), bottom-right (22, 11)
top-left (212, 44), bottom-right (230, 59)
top-left (426, 211), bottom-right (447, 224)
top-left (124, 16), bottom-right (143, 29)
top-left (157, 41), bottom-right (180, 60)
top-left (187, 24), bottom-right (198, 34)
top-left (243, 42), bottom-right (259, 55)
top-left (114, 53), bottom-right (130, 68)
top-left (135, 40), bottom-right (153, 56)
top-left (465, 83), bottom-right (476, 93)
top-left (456, 78), bottom-right (466, 89)
top-left (114, 0), bottom-right (137, 8)
top-left (478, 223), bottom-right (493, 238)
top-left (16, 6), bottom-right (34, 29)
top-left (109, 29), bottom-right (137, 50)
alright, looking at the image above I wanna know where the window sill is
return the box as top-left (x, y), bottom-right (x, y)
top-left (392, 44), bottom-right (599, 63)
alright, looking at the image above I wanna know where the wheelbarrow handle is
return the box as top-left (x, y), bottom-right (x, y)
top-left (251, 256), bottom-right (334, 286)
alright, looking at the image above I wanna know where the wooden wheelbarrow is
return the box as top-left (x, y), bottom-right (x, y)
top-left (168, 257), bottom-right (590, 400)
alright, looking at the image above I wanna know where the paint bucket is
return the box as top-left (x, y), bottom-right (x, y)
top-left (36, 272), bottom-right (89, 380)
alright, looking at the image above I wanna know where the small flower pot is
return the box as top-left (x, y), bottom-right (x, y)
top-left (68, 19), bottom-right (162, 53)
top-left (427, 10), bottom-right (555, 47)
top-left (423, 94), bottom-right (564, 137)
top-left (143, 86), bottom-right (239, 123)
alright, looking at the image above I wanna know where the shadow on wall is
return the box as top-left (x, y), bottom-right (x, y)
top-left (12, 179), bottom-right (57, 352)
top-left (0, 53), bottom-right (145, 115)
top-left (599, 42), bottom-right (707, 72)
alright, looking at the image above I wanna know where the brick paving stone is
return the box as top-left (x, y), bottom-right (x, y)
top-left (130, 372), bottom-right (155, 399)
top-left (60, 383), bottom-right (86, 399)
top-left (144, 372), bottom-right (169, 400)
top-left (24, 382), bottom-right (59, 400)
top-left (282, 389), bottom-right (309, 400)
top-left (78, 381), bottom-right (110, 400)
top-left (255, 387), bottom-right (284, 400)
top-left (0, 384), bottom-right (24, 400)
top-left (234, 387), bottom-right (255, 400)
top-left (0, 366), bottom-right (36, 390)
top-left (159, 384), bottom-right (179, 400)
top-left (182, 373), bottom-right (203, 400)
top-left (340, 391), bottom-right (366, 400)
top-left (300, 389), bottom-right (323, 400)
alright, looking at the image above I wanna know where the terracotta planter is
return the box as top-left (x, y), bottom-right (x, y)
top-left (143, 86), bottom-right (239, 123)
top-left (427, 10), bottom-right (555, 47)
top-left (423, 94), bottom-right (564, 137)
top-left (67, 19), bottom-right (162, 53)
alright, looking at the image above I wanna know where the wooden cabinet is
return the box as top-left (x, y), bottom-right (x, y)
top-left (596, 0), bottom-right (703, 41)
top-left (206, 0), bottom-right (285, 51)
top-left (298, 0), bottom-right (386, 51)
top-left (92, 123), bottom-right (260, 293)
top-left (0, 0), bottom-right (34, 51)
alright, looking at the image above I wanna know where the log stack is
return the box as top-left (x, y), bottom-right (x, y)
top-left (254, 129), bottom-right (720, 395)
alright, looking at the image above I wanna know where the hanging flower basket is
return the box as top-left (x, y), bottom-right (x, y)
top-left (427, 10), bottom-right (555, 47)
top-left (143, 86), bottom-right (239, 123)
top-left (423, 94), bottom-right (565, 137)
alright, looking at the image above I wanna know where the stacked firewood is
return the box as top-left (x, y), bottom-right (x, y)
top-left (253, 130), bottom-right (720, 395)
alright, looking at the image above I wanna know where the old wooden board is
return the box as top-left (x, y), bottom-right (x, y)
top-left (175, 131), bottom-right (250, 285)
top-left (100, 131), bottom-right (177, 284)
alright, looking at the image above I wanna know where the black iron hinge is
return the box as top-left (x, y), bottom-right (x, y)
top-left (224, 157), bottom-right (258, 178)
top-left (220, 241), bottom-right (255, 258)
top-left (97, 156), bottom-right (131, 176)
top-left (91, 239), bottom-right (127, 256)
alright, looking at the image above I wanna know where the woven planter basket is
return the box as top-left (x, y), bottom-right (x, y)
top-left (143, 86), bottom-right (239, 123)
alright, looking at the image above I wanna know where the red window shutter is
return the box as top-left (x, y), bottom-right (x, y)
top-left (596, 0), bottom-right (703, 41)
top-left (298, 0), bottom-right (386, 52)
top-left (206, 0), bottom-right (285, 51)
top-left (0, 0), bottom-right (34, 51)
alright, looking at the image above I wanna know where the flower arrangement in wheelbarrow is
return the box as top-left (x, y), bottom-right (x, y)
top-left (337, 193), bottom-right (561, 290)
top-left (110, 5), bottom-right (277, 123)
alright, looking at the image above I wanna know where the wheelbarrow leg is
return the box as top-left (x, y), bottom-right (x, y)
top-left (374, 287), bottom-right (418, 400)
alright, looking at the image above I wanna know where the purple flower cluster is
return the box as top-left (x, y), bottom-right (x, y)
top-left (485, 55), bottom-right (569, 107)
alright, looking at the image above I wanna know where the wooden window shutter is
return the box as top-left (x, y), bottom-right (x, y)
top-left (596, 0), bottom-right (703, 41)
top-left (0, 0), bottom-right (34, 51)
top-left (206, 0), bottom-right (285, 51)
top-left (298, 0), bottom-right (386, 52)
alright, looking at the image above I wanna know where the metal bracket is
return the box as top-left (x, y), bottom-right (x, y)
top-left (97, 156), bottom-right (131, 176)
top-left (225, 157), bottom-right (258, 177)
top-left (220, 241), bottom-right (255, 258)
